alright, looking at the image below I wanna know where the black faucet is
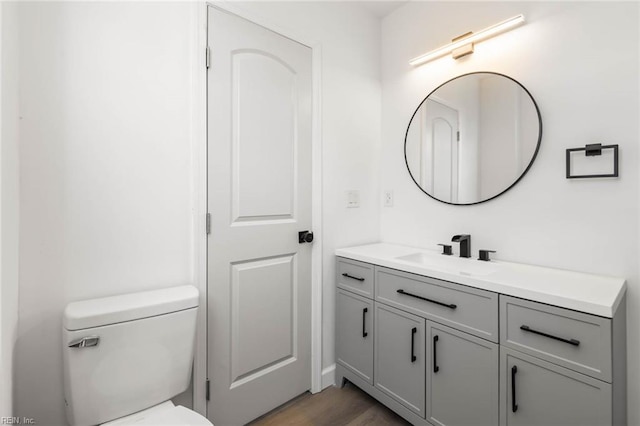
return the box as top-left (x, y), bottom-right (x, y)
top-left (451, 234), bottom-right (471, 258)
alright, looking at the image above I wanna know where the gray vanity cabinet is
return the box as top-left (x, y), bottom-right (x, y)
top-left (426, 321), bottom-right (499, 426)
top-left (335, 288), bottom-right (374, 384)
top-left (500, 347), bottom-right (612, 426)
top-left (374, 302), bottom-right (426, 418)
top-left (335, 256), bottom-right (626, 426)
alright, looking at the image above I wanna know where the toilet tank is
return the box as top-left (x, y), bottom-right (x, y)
top-left (62, 286), bottom-right (199, 426)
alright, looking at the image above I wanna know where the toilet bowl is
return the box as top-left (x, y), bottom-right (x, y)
top-left (102, 401), bottom-right (211, 426)
top-left (63, 285), bottom-right (212, 426)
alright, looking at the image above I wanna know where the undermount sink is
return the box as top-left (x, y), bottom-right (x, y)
top-left (395, 252), bottom-right (499, 277)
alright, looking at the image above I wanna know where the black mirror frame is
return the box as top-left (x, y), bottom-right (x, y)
top-left (404, 71), bottom-right (543, 206)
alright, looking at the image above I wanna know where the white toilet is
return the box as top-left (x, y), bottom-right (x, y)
top-left (62, 285), bottom-right (213, 426)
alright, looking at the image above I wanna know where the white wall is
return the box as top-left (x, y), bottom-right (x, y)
top-left (15, 3), bottom-right (198, 423)
top-left (1, 1), bottom-right (20, 417)
top-left (229, 1), bottom-right (382, 377)
top-left (381, 1), bottom-right (639, 423)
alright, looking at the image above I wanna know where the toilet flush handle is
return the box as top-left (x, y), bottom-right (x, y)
top-left (68, 336), bottom-right (100, 348)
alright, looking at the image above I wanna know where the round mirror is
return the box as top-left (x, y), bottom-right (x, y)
top-left (404, 72), bottom-right (542, 205)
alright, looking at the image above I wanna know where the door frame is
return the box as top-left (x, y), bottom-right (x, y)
top-left (190, 1), bottom-right (324, 417)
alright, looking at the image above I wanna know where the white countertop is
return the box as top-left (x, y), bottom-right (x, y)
top-left (335, 243), bottom-right (626, 318)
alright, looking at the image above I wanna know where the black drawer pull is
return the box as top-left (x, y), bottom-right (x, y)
top-left (433, 335), bottom-right (439, 373)
top-left (411, 327), bottom-right (417, 363)
top-left (397, 289), bottom-right (457, 309)
top-left (362, 308), bottom-right (368, 338)
top-left (342, 273), bottom-right (365, 282)
top-left (511, 365), bottom-right (518, 413)
top-left (520, 325), bottom-right (580, 346)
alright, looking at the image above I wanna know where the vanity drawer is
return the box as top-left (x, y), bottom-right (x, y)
top-left (375, 266), bottom-right (498, 342)
top-left (337, 258), bottom-right (374, 298)
top-left (500, 295), bottom-right (612, 382)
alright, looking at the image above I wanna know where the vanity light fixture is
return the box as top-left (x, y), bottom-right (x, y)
top-left (409, 14), bottom-right (525, 66)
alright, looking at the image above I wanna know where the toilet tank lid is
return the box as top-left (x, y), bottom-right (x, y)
top-left (64, 285), bottom-right (199, 331)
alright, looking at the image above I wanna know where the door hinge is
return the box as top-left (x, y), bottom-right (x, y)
top-left (206, 46), bottom-right (211, 69)
top-left (457, 131), bottom-right (460, 142)
top-left (206, 213), bottom-right (211, 235)
top-left (206, 379), bottom-right (210, 401)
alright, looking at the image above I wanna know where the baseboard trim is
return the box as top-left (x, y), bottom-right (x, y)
top-left (321, 364), bottom-right (336, 390)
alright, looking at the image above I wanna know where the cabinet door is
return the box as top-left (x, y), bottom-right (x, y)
top-left (336, 288), bottom-right (374, 384)
top-left (426, 321), bottom-right (499, 426)
top-left (375, 302), bottom-right (425, 417)
top-left (501, 348), bottom-right (612, 426)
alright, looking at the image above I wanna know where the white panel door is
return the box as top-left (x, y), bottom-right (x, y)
top-left (207, 7), bottom-right (312, 426)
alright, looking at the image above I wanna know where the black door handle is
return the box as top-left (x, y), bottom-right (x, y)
top-left (298, 230), bottom-right (314, 244)
top-left (411, 327), bottom-right (417, 363)
top-left (397, 289), bottom-right (457, 309)
top-left (433, 335), bottom-right (439, 373)
top-left (342, 273), bottom-right (364, 281)
top-left (362, 308), bottom-right (368, 338)
top-left (511, 365), bottom-right (518, 413)
top-left (520, 325), bottom-right (580, 346)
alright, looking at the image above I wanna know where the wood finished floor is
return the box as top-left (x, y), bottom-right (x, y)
top-left (249, 382), bottom-right (410, 426)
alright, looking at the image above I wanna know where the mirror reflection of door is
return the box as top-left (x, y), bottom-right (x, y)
top-left (423, 99), bottom-right (459, 203)
top-left (405, 72), bottom-right (541, 205)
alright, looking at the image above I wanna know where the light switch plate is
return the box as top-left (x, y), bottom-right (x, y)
top-left (347, 190), bottom-right (360, 208)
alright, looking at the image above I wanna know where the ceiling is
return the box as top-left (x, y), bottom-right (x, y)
top-left (351, 1), bottom-right (409, 18)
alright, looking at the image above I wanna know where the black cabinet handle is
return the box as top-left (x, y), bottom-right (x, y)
top-left (433, 335), bottom-right (439, 373)
top-left (342, 273), bottom-right (364, 282)
top-left (511, 365), bottom-right (518, 413)
top-left (397, 289), bottom-right (457, 309)
top-left (520, 325), bottom-right (580, 346)
top-left (362, 308), bottom-right (368, 338)
top-left (411, 327), bottom-right (417, 363)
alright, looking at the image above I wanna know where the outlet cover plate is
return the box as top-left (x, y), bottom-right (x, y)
top-left (384, 190), bottom-right (394, 207)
